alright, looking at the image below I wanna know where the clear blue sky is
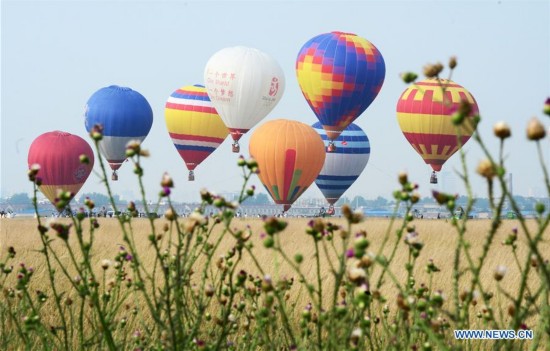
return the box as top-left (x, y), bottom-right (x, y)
top-left (1, 0), bottom-right (549, 203)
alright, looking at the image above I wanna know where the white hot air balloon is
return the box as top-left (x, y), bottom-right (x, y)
top-left (204, 46), bottom-right (285, 152)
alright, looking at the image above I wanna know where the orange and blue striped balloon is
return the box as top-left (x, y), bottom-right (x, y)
top-left (396, 78), bottom-right (479, 173)
top-left (296, 31), bottom-right (385, 142)
top-left (165, 85), bottom-right (229, 180)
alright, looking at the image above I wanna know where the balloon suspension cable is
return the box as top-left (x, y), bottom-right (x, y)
top-left (430, 171), bottom-right (438, 184)
top-left (327, 140), bottom-right (336, 153)
top-left (188, 170), bottom-right (195, 181)
top-left (112, 170), bottom-right (118, 181)
top-left (232, 141), bottom-right (240, 153)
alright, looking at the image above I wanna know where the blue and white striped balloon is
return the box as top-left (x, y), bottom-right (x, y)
top-left (84, 85), bottom-right (153, 180)
top-left (312, 122), bottom-right (370, 205)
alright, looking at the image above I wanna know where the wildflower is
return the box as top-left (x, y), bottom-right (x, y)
top-left (452, 100), bottom-right (473, 126)
top-left (476, 159), bottom-right (496, 179)
top-left (84, 197), bottom-right (95, 209)
top-left (493, 121), bottom-right (511, 139)
top-left (160, 172), bottom-right (173, 188)
top-left (544, 97), bottom-right (550, 116)
top-left (79, 154), bottom-right (90, 164)
top-left (90, 124), bottom-right (103, 141)
top-left (237, 155), bottom-right (246, 167)
top-left (50, 221), bottom-right (72, 241)
top-left (400, 72), bottom-right (418, 84)
top-left (263, 217), bottom-right (287, 235)
top-left (347, 266), bottom-right (367, 284)
top-left (246, 185), bottom-right (255, 197)
top-left (526, 117), bottom-right (546, 140)
top-left (159, 187), bottom-right (171, 197)
top-left (448, 56), bottom-right (457, 69)
top-left (27, 163), bottom-right (41, 183)
top-left (164, 208), bottom-right (176, 221)
top-left (350, 328), bottom-right (362, 345)
top-left (493, 265), bottom-right (507, 281)
top-left (423, 63), bottom-right (444, 78)
top-left (398, 171), bottom-right (408, 185)
top-left (125, 140), bottom-right (141, 157)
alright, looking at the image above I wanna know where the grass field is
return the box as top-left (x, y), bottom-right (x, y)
top-left (1, 216), bottom-right (548, 349)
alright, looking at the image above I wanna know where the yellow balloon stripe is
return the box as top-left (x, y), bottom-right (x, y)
top-left (397, 113), bottom-right (475, 136)
top-left (165, 109), bottom-right (227, 138)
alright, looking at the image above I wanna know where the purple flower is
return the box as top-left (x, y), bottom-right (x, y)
top-left (346, 248), bottom-right (355, 258)
top-left (125, 254), bottom-right (133, 262)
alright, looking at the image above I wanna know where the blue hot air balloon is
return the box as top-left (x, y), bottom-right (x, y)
top-left (84, 85), bottom-right (153, 180)
top-left (312, 122), bottom-right (371, 206)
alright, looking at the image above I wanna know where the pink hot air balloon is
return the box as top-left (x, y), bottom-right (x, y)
top-left (28, 131), bottom-right (95, 205)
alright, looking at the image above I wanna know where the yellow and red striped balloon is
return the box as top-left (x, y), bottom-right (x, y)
top-left (165, 85), bottom-right (229, 180)
top-left (249, 119), bottom-right (325, 211)
top-left (396, 78), bottom-right (479, 173)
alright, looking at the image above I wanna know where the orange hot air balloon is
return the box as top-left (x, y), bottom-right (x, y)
top-left (249, 119), bottom-right (326, 212)
top-left (396, 78), bottom-right (479, 184)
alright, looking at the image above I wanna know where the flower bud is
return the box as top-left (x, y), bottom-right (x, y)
top-left (79, 154), bottom-right (90, 164)
top-left (448, 56), bottom-right (457, 69)
top-left (398, 171), bottom-right (408, 185)
top-left (476, 159), bottom-right (496, 179)
top-left (493, 265), bottom-right (507, 281)
top-left (493, 121), bottom-right (511, 139)
top-left (527, 117), bottom-right (546, 141)
top-left (90, 124), bottom-right (104, 141)
top-left (423, 63), bottom-right (443, 78)
top-left (161, 172), bottom-right (174, 188)
top-left (544, 97), bottom-right (550, 116)
top-left (400, 72), bottom-right (418, 84)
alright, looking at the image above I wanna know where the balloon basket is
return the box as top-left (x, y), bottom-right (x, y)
top-left (232, 142), bottom-right (240, 153)
top-left (112, 171), bottom-right (118, 181)
top-left (188, 170), bottom-right (195, 181)
top-left (430, 172), bottom-right (438, 184)
top-left (327, 142), bottom-right (336, 153)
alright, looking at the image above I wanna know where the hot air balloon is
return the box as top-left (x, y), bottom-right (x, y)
top-left (249, 119), bottom-right (325, 212)
top-left (296, 31), bottom-right (385, 151)
top-left (27, 131), bottom-right (94, 206)
top-left (84, 85), bottom-right (153, 180)
top-left (165, 84), bottom-right (229, 181)
top-left (204, 46), bottom-right (285, 152)
top-left (396, 78), bottom-right (479, 184)
top-left (312, 122), bottom-right (370, 208)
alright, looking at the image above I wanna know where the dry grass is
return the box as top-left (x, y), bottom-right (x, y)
top-left (1, 216), bottom-right (548, 341)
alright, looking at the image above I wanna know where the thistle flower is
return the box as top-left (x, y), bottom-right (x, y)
top-left (476, 159), bottom-right (496, 179)
top-left (125, 140), bottom-right (141, 157)
top-left (493, 121), bottom-right (511, 139)
top-left (448, 56), bottom-right (457, 69)
top-left (544, 97), bottom-right (550, 116)
top-left (101, 260), bottom-right (111, 270)
top-left (400, 72), bottom-right (418, 84)
top-left (423, 63), bottom-right (444, 78)
top-left (90, 124), bottom-right (104, 141)
top-left (526, 117), bottom-right (546, 140)
top-left (493, 265), bottom-right (507, 281)
top-left (79, 154), bottom-right (90, 164)
top-left (160, 172), bottom-right (174, 188)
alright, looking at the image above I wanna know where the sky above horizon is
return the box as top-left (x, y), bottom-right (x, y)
top-left (1, 0), bottom-right (549, 204)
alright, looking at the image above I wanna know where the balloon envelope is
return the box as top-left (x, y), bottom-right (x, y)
top-left (28, 131), bottom-right (94, 205)
top-left (249, 119), bottom-right (325, 211)
top-left (84, 85), bottom-right (153, 175)
top-left (313, 122), bottom-right (370, 205)
top-left (296, 31), bottom-right (385, 141)
top-left (396, 78), bottom-right (479, 172)
top-left (204, 46), bottom-right (285, 150)
top-left (165, 85), bottom-right (229, 180)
